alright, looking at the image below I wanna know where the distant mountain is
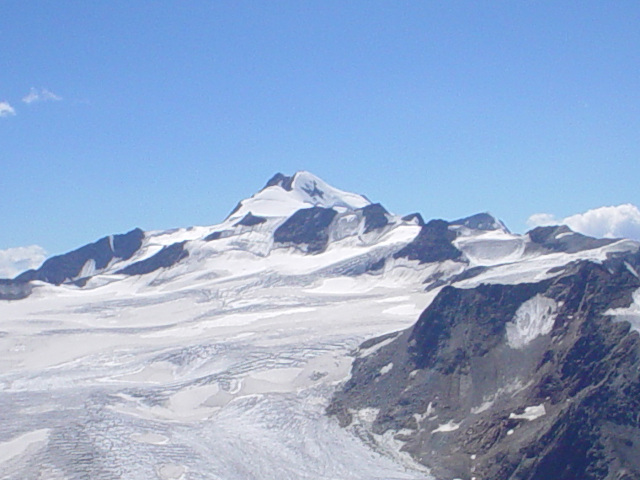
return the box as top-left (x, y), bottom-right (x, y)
top-left (1, 171), bottom-right (639, 480)
top-left (5, 170), bottom-right (627, 299)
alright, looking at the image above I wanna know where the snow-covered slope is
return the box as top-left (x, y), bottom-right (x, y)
top-left (1, 171), bottom-right (639, 480)
top-left (229, 171), bottom-right (371, 220)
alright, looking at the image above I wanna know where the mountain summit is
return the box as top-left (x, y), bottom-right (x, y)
top-left (228, 170), bottom-right (370, 221)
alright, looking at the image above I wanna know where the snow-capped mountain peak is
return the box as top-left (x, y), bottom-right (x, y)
top-left (287, 171), bottom-right (370, 210)
top-left (228, 171), bottom-right (370, 222)
top-left (450, 212), bottom-right (509, 233)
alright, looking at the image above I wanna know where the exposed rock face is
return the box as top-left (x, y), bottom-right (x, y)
top-left (451, 212), bottom-right (507, 232)
top-left (204, 231), bottom-right (223, 242)
top-left (402, 213), bottom-right (425, 226)
top-left (16, 228), bottom-right (144, 285)
top-left (0, 279), bottom-right (32, 300)
top-left (329, 253), bottom-right (640, 480)
top-left (394, 219), bottom-right (462, 264)
top-left (234, 212), bottom-right (267, 227)
top-left (273, 206), bottom-right (338, 253)
top-left (117, 241), bottom-right (189, 276)
top-left (526, 225), bottom-right (616, 254)
top-left (361, 203), bottom-right (390, 233)
top-left (263, 172), bottom-right (294, 191)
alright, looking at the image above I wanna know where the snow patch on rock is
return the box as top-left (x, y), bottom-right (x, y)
top-left (506, 295), bottom-right (558, 349)
top-left (431, 420), bottom-right (460, 434)
top-left (509, 404), bottom-right (546, 421)
top-left (379, 362), bottom-right (393, 375)
top-left (606, 287), bottom-right (640, 333)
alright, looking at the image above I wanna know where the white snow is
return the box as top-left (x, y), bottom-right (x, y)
top-left (431, 420), bottom-right (460, 433)
top-left (509, 404), bottom-right (546, 421)
top-left (380, 362), bottom-right (394, 375)
top-left (606, 287), bottom-right (640, 333)
top-left (470, 399), bottom-right (494, 414)
top-left (454, 238), bottom-right (638, 288)
top-left (383, 303), bottom-right (423, 317)
top-left (228, 171), bottom-right (370, 222)
top-left (0, 223), bottom-right (432, 479)
top-left (357, 335), bottom-right (397, 358)
top-left (625, 261), bottom-right (639, 279)
top-left (506, 295), bottom-right (558, 349)
top-left (454, 230), bottom-right (526, 267)
top-left (157, 463), bottom-right (187, 480)
top-left (356, 408), bottom-right (380, 424)
top-left (0, 429), bottom-right (50, 465)
top-left (131, 432), bottom-right (170, 445)
top-left (78, 258), bottom-right (97, 278)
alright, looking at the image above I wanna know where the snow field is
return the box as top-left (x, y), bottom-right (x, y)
top-left (0, 251), bottom-right (432, 479)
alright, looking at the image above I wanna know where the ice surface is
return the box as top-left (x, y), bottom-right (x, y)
top-left (606, 287), bottom-right (640, 333)
top-left (509, 404), bottom-right (546, 421)
top-left (506, 295), bottom-right (558, 349)
top-left (454, 237), bottom-right (638, 288)
top-left (453, 230), bottom-right (526, 267)
top-left (431, 421), bottom-right (460, 434)
top-left (0, 429), bottom-right (50, 465)
top-left (379, 362), bottom-right (394, 375)
top-left (0, 239), bottom-right (433, 479)
top-left (228, 171), bottom-right (370, 223)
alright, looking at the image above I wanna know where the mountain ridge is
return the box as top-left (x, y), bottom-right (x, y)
top-left (3, 171), bottom-right (627, 297)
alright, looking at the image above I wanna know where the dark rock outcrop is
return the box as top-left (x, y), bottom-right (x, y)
top-left (234, 212), bottom-right (267, 227)
top-left (204, 231), bottom-right (223, 242)
top-left (264, 172), bottom-right (294, 191)
top-left (0, 279), bottom-right (32, 300)
top-left (226, 202), bottom-right (243, 218)
top-left (15, 228), bottom-right (144, 285)
top-left (329, 253), bottom-right (640, 480)
top-left (401, 213), bottom-right (425, 226)
top-left (117, 241), bottom-right (188, 276)
top-left (361, 203), bottom-right (390, 233)
top-left (451, 212), bottom-right (507, 232)
top-left (393, 219), bottom-right (462, 264)
top-left (526, 225), bottom-right (616, 254)
top-left (273, 207), bottom-right (338, 253)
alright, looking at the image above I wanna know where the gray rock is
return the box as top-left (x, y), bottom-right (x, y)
top-left (117, 241), bottom-right (189, 276)
top-left (393, 219), bottom-right (462, 264)
top-left (274, 207), bottom-right (338, 253)
top-left (329, 253), bottom-right (640, 480)
top-left (15, 228), bottom-right (144, 285)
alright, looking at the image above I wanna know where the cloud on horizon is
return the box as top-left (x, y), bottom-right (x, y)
top-left (527, 204), bottom-right (640, 241)
top-left (22, 87), bottom-right (62, 104)
top-left (0, 245), bottom-right (47, 279)
top-left (0, 101), bottom-right (16, 117)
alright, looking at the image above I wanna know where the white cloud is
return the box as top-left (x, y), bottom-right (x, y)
top-left (22, 87), bottom-right (62, 104)
top-left (0, 245), bottom-right (47, 279)
top-left (526, 213), bottom-right (558, 228)
top-left (0, 101), bottom-right (16, 117)
top-left (527, 204), bottom-right (640, 241)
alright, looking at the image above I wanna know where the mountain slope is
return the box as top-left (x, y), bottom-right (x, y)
top-left (329, 250), bottom-right (640, 480)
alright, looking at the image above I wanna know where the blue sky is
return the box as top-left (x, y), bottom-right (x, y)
top-left (2, 2), bottom-right (640, 261)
